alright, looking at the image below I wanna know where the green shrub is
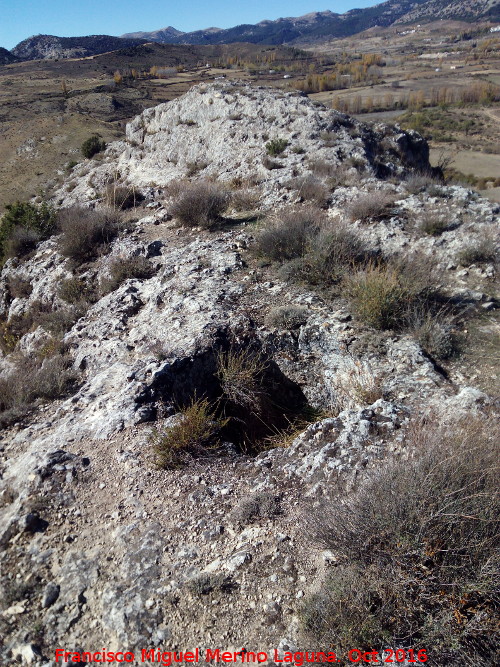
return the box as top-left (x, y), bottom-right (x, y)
top-left (151, 397), bottom-right (229, 468)
top-left (58, 277), bottom-right (96, 305)
top-left (170, 181), bottom-right (230, 229)
top-left (100, 255), bottom-right (155, 295)
top-left (57, 207), bottom-right (122, 264)
top-left (81, 135), bottom-right (106, 159)
top-left (301, 418), bottom-right (499, 663)
top-left (0, 201), bottom-right (57, 262)
top-left (266, 138), bottom-right (289, 156)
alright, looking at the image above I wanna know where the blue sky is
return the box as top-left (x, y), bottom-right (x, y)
top-left (1, 1), bottom-right (380, 50)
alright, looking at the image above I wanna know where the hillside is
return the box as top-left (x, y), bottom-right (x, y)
top-left (0, 47), bottom-right (19, 65)
top-left (0, 82), bottom-right (498, 664)
top-left (11, 34), bottom-right (147, 61)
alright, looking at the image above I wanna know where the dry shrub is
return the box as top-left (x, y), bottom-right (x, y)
top-left (265, 305), bottom-right (309, 329)
top-left (405, 172), bottom-right (442, 194)
top-left (343, 260), bottom-right (436, 330)
top-left (301, 417), bottom-right (500, 663)
top-left (230, 188), bottom-right (260, 212)
top-left (410, 310), bottom-right (458, 360)
top-left (104, 183), bottom-right (141, 210)
top-left (262, 156), bottom-right (283, 170)
top-left (170, 181), bottom-right (230, 229)
top-left (457, 238), bottom-right (497, 266)
top-left (0, 300), bottom-right (83, 353)
top-left (297, 225), bottom-right (371, 286)
top-left (347, 191), bottom-right (396, 222)
top-left (186, 573), bottom-right (232, 596)
top-left (6, 276), bottom-right (32, 299)
top-left (58, 276), bottom-right (96, 305)
top-left (286, 175), bottom-right (329, 207)
top-left (3, 226), bottom-right (42, 259)
top-left (0, 353), bottom-right (77, 427)
top-left (100, 255), bottom-right (155, 295)
top-left (151, 397), bottom-right (229, 468)
top-left (216, 348), bottom-right (268, 411)
top-left (231, 492), bottom-right (281, 525)
top-left (309, 159), bottom-right (337, 178)
top-left (334, 358), bottom-right (383, 409)
top-left (418, 209), bottom-right (452, 236)
top-left (57, 207), bottom-right (122, 264)
top-left (256, 207), bottom-right (325, 262)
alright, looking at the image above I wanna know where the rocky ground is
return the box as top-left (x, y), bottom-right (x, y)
top-left (0, 82), bottom-right (498, 665)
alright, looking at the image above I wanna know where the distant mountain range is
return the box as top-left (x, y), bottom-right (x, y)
top-left (122, 1), bottom-right (500, 46)
top-left (3, 0), bottom-right (500, 62)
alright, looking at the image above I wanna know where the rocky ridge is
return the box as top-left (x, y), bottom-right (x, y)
top-left (0, 82), bottom-right (498, 664)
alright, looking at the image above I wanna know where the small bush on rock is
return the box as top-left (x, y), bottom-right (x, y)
top-left (286, 175), bottom-right (329, 207)
top-left (101, 256), bottom-right (155, 295)
top-left (216, 348), bottom-right (268, 411)
top-left (170, 181), bottom-right (230, 229)
top-left (256, 208), bottom-right (324, 262)
top-left (232, 492), bottom-right (281, 525)
top-left (343, 262), bottom-right (429, 330)
top-left (457, 239), bottom-right (497, 266)
top-left (104, 183), bottom-right (141, 210)
top-left (57, 207), bottom-right (122, 264)
top-left (347, 191), bottom-right (396, 222)
top-left (266, 138), bottom-right (288, 156)
top-left (265, 305), bottom-right (309, 329)
top-left (152, 397), bottom-right (229, 468)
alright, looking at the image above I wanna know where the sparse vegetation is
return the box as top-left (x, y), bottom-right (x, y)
top-left (257, 208), bottom-right (371, 287)
top-left (100, 255), bottom-right (155, 295)
top-left (286, 175), bottom-right (329, 207)
top-left (301, 418), bottom-right (500, 664)
top-left (170, 181), bottom-right (230, 229)
top-left (0, 351), bottom-right (77, 427)
top-left (265, 305), bottom-right (309, 329)
top-left (347, 191), bottom-right (396, 222)
top-left (232, 492), bottom-right (281, 525)
top-left (104, 183), bottom-right (140, 210)
top-left (216, 348), bottom-right (268, 411)
top-left (457, 239), bottom-right (497, 266)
